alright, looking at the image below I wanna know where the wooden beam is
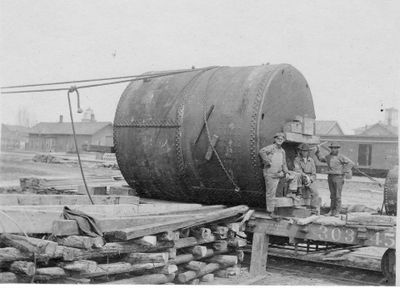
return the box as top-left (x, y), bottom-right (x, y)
top-left (1, 204), bottom-right (139, 218)
top-left (113, 205), bottom-right (249, 241)
top-left (0, 194), bottom-right (139, 206)
top-left (52, 214), bottom-right (195, 236)
top-left (249, 233), bottom-right (269, 277)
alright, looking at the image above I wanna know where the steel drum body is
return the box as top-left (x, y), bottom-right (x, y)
top-left (114, 65), bottom-right (315, 207)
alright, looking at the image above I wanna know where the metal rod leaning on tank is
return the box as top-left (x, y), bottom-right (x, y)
top-left (194, 104), bottom-right (215, 144)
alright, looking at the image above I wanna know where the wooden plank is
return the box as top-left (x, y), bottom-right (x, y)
top-left (113, 205), bottom-right (249, 241)
top-left (1, 204), bottom-right (139, 218)
top-left (52, 214), bottom-right (195, 236)
top-left (249, 233), bottom-right (269, 276)
top-left (0, 194), bottom-right (139, 206)
top-left (77, 185), bottom-right (107, 195)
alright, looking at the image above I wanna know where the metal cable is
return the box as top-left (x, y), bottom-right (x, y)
top-left (67, 87), bottom-right (94, 205)
top-left (1, 66), bottom-right (217, 94)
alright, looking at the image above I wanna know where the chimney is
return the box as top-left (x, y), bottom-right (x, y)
top-left (90, 113), bottom-right (96, 122)
top-left (385, 108), bottom-right (398, 126)
top-left (59, 115), bottom-right (63, 123)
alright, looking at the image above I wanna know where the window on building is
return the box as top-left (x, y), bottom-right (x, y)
top-left (358, 144), bottom-right (372, 166)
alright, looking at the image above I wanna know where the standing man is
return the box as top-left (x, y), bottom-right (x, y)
top-left (315, 142), bottom-right (354, 216)
top-left (259, 132), bottom-right (289, 214)
top-left (294, 143), bottom-right (321, 215)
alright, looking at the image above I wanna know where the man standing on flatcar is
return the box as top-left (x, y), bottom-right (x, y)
top-left (259, 132), bottom-right (289, 214)
top-left (315, 142), bottom-right (354, 216)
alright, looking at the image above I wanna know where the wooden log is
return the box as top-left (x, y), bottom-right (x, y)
top-left (124, 252), bottom-right (169, 264)
top-left (78, 185), bottom-right (107, 195)
top-left (58, 239), bottom-right (173, 261)
top-left (157, 264), bottom-right (178, 274)
top-left (191, 227), bottom-right (214, 241)
top-left (57, 236), bottom-right (104, 249)
top-left (212, 225), bottom-right (229, 239)
top-left (185, 245), bottom-right (208, 258)
top-left (141, 235), bottom-right (157, 246)
top-left (206, 255), bottom-right (238, 266)
top-left (113, 205), bottom-right (249, 241)
top-left (195, 248), bottom-right (214, 259)
top-left (0, 247), bottom-right (30, 265)
top-left (106, 273), bottom-right (175, 284)
top-left (200, 273), bottom-right (214, 282)
top-left (169, 254), bottom-right (194, 265)
top-left (0, 272), bottom-right (17, 283)
top-left (212, 240), bottom-right (228, 251)
top-left (215, 266), bottom-right (241, 278)
top-left (168, 248), bottom-right (177, 259)
top-left (184, 261), bottom-right (207, 271)
top-left (0, 194), bottom-right (139, 206)
top-left (10, 261), bottom-right (35, 276)
top-left (0, 234), bottom-right (58, 257)
top-left (228, 237), bottom-right (247, 248)
top-left (62, 260), bottom-right (98, 273)
top-left (158, 231), bottom-right (180, 241)
top-left (63, 277), bottom-right (91, 284)
top-left (36, 267), bottom-right (66, 278)
top-left (177, 263), bottom-right (220, 283)
top-left (174, 237), bottom-right (198, 249)
top-left (187, 278), bottom-right (200, 285)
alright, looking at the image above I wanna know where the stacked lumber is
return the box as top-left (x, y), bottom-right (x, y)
top-left (0, 203), bottom-right (251, 284)
top-left (19, 176), bottom-right (132, 195)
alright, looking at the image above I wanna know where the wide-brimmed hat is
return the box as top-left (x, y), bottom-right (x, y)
top-left (329, 142), bottom-right (341, 148)
top-left (298, 143), bottom-right (311, 151)
top-left (273, 132), bottom-right (285, 139)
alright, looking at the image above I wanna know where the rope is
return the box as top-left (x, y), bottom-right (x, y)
top-left (67, 87), bottom-right (94, 205)
top-left (202, 68), bottom-right (241, 195)
top-left (0, 66), bottom-right (217, 94)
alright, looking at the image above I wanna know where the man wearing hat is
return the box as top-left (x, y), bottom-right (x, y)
top-left (259, 132), bottom-right (289, 214)
top-left (294, 143), bottom-right (321, 215)
top-left (315, 142), bottom-right (354, 216)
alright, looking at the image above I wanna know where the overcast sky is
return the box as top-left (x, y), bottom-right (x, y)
top-left (1, 0), bottom-right (399, 134)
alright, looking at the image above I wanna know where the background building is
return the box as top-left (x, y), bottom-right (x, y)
top-left (0, 124), bottom-right (30, 151)
top-left (28, 111), bottom-right (113, 152)
top-left (315, 108), bottom-right (398, 177)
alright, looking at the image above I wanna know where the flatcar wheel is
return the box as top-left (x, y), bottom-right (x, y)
top-left (381, 248), bottom-right (395, 284)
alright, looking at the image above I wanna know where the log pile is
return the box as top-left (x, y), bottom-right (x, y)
top-left (0, 203), bottom-right (252, 284)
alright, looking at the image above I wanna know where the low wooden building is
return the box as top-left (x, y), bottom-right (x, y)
top-left (0, 124), bottom-right (30, 151)
top-left (28, 118), bottom-right (113, 152)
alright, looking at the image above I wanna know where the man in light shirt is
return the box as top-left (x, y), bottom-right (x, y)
top-left (315, 142), bottom-right (354, 216)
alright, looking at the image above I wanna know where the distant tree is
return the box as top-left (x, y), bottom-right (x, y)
top-left (16, 106), bottom-right (36, 127)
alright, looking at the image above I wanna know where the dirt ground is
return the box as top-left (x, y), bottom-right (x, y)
top-left (0, 151), bottom-right (121, 187)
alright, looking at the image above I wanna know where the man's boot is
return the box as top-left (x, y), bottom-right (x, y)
top-left (332, 199), bottom-right (342, 217)
top-left (328, 199), bottom-right (335, 216)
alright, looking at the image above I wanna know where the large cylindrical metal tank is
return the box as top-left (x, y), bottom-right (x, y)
top-left (114, 64), bottom-right (315, 207)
